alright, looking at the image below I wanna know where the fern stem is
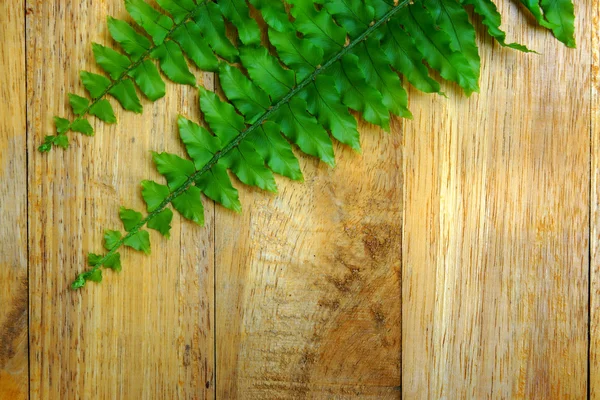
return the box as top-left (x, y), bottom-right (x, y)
top-left (75, 0), bottom-right (411, 286)
top-left (42, 1), bottom-right (209, 152)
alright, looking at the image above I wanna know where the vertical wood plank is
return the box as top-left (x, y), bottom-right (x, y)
top-left (402, 1), bottom-right (591, 398)
top-left (0, 1), bottom-right (28, 399)
top-left (590, 0), bottom-right (600, 396)
top-left (215, 123), bottom-right (402, 398)
top-left (26, 1), bottom-right (214, 398)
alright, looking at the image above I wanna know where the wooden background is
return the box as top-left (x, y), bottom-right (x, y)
top-left (0, 0), bottom-right (598, 398)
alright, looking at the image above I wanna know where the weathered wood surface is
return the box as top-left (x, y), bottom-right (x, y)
top-left (0, 0), bottom-right (593, 398)
top-left (0, 1), bottom-right (28, 398)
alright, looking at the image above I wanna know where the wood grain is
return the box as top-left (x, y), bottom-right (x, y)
top-left (591, 0), bottom-right (600, 396)
top-left (0, 1), bottom-right (28, 399)
top-left (7, 0), bottom-right (594, 398)
top-left (215, 122), bottom-right (403, 398)
top-left (26, 1), bottom-right (214, 398)
top-left (402, 1), bottom-right (591, 398)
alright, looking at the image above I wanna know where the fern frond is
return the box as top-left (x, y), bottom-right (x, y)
top-left (39, 0), bottom-right (234, 152)
top-left (64, 0), bottom-right (577, 289)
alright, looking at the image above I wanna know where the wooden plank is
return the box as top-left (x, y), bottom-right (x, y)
top-left (215, 118), bottom-right (403, 397)
top-left (591, 0), bottom-right (600, 396)
top-left (0, 1), bottom-right (28, 398)
top-left (402, 0), bottom-right (591, 398)
top-left (26, 1), bottom-right (214, 397)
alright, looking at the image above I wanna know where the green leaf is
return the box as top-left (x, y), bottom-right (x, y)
top-left (398, 4), bottom-right (479, 95)
top-left (92, 43), bottom-right (131, 80)
top-left (119, 207), bottom-right (143, 231)
top-left (355, 37), bottom-right (412, 119)
top-left (381, 24), bottom-right (441, 94)
top-left (104, 230), bottom-right (122, 251)
top-left (199, 87), bottom-right (246, 145)
top-left (240, 47), bottom-right (295, 102)
top-left (218, 63), bottom-right (270, 124)
top-left (152, 151), bottom-right (196, 190)
top-left (89, 99), bottom-right (117, 123)
top-left (172, 186), bottom-right (204, 225)
top-left (222, 141), bottom-right (278, 193)
top-left (125, 0), bottom-right (174, 44)
top-left (107, 16), bottom-right (152, 60)
top-left (38, 136), bottom-right (54, 153)
top-left (328, 54), bottom-right (390, 130)
top-left (54, 117), bottom-right (70, 134)
top-left (124, 230), bottom-right (151, 254)
top-left (68, 94), bottom-right (89, 116)
top-left (156, 0), bottom-right (197, 23)
top-left (88, 253), bottom-right (103, 266)
top-left (108, 79), bottom-right (143, 113)
top-left (104, 252), bottom-right (122, 271)
top-left (519, 0), bottom-right (556, 29)
top-left (268, 29), bottom-right (323, 82)
top-left (540, 0), bottom-right (576, 47)
top-left (71, 119), bottom-right (94, 135)
top-left (54, 134), bottom-right (69, 149)
top-left (248, 0), bottom-right (294, 32)
top-left (71, 274), bottom-right (87, 289)
top-left (195, 161), bottom-right (242, 213)
top-left (147, 208), bottom-right (173, 237)
top-left (287, 0), bottom-right (346, 57)
top-left (84, 268), bottom-right (103, 283)
top-left (325, 0), bottom-right (375, 38)
top-left (151, 41), bottom-right (196, 86)
top-left (300, 74), bottom-right (360, 151)
top-left (178, 116), bottom-right (221, 169)
top-left (141, 180), bottom-right (171, 212)
top-left (218, 0), bottom-right (261, 45)
top-left (271, 96), bottom-right (335, 167)
top-left (459, 0), bottom-right (534, 52)
top-left (424, 0), bottom-right (480, 77)
top-left (192, 2), bottom-right (239, 62)
top-left (80, 71), bottom-right (111, 98)
top-left (248, 121), bottom-right (303, 181)
top-left (129, 59), bottom-right (166, 101)
top-left (172, 22), bottom-right (219, 72)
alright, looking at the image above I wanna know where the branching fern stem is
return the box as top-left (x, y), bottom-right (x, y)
top-left (75, 0), bottom-right (411, 286)
top-left (41, 1), bottom-right (209, 152)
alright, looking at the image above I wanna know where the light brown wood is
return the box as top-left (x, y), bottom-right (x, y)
top-left (0, 1), bottom-right (28, 399)
top-left (3, 0), bottom-right (592, 398)
top-left (591, 0), bottom-right (600, 397)
top-left (26, 1), bottom-right (214, 398)
top-left (402, 1), bottom-right (592, 398)
top-left (215, 121), bottom-right (403, 398)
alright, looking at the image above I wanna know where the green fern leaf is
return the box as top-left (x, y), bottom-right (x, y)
top-left (218, 63), bottom-right (270, 124)
top-left (70, 119), bottom-right (94, 136)
top-left (240, 47), bottom-right (295, 102)
top-left (89, 99), bottom-right (116, 123)
top-left (192, 2), bottom-right (239, 62)
top-left (80, 71), bottom-right (111, 98)
top-left (460, 0), bottom-right (533, 52)
top-left (268, 29), bottom-right (323, 82)
top-left (129, 60), bottom-right (166, 101)
top-left (141, 180), bottom-right (170, 212)
top-left (248, 121), bottom-right (303, 181)
top-left (104, 252), bottom-right (122, 272)
top-left (156, 0), bottom-right (197, 23)
top-left (178, 116), bottom-right (222, 169)
top-left (196, 162), bottom-right (242, 213)
top-left (151, 41), bottom-right (196, 86)
top-left (172, 186), bottom-right (205, 225)
top-left (92, 43), bottom-right (131, 80)
top-left (107, 16), bottom-right (151, 60)
top-left (119, 207), bottom-right (143, 231)
top-left (324, 0), bottom-right (375, 38)
top-left (539, 0), bottom-right (576, 48)
top-left (54, 117), bottom-right (70, 134)
top-left (222, 141), bottom-right (278, 193)
top-left (172, 22), bottom-right (219, 71)
top-left (199, 87), bottom-right (246, 145)
top-left (218, 0), bottom-right (262, 45)
top-left (125, 0), bottom-right (174, 44)
top-left (123, 230), bottom-right (151, 254)
top-left (68, 94), bottom-right (89, 116)
top-left (248, 0), bottom-right (294, 32)
top-left (152, 151), bottom-right (196, 190)
top-left (104, 230), bottom-right (122, 251)
top-left (108, 80), bottom-right (143, 113)
top-left (148, 208), bottom-right (173, 237)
